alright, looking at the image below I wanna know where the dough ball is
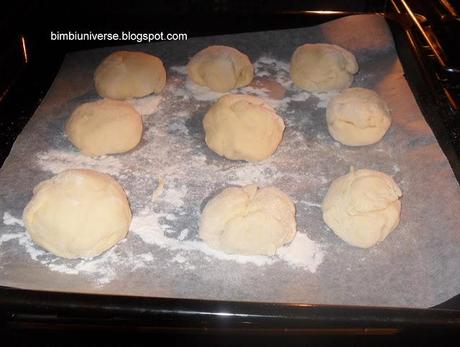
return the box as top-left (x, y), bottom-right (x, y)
top-left (200, 185), bottom-right (296, 255)
top-left (326, 88), bottom-right (391, 146)
top-left (290, 43), bottom-right (358, 92)
top-left (187, 45), bottom-right (254, 92)
top-left (203, 94), bottom-right (285, 161)
top-left (65, 99), bottom-right (143, 156)
top-left (322, 168), bottom-right (402, 248)
top-left (94, 51), bottom-right (166, 99)
top-left (22, 169), bottom-right (132, 259)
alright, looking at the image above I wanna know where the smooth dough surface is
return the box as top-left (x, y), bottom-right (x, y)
top-left (322, 168), bottom-right (402, 248)
top-left (22, 169), bottom-right (132, 259)
top-left (200, 185), bottom-right (297, 255)
top-left (290, 43), bottom-right (358, 92)
top-left (187, 45), bottom-right (254, 92)
top-left (65, 99), bottom-right (143, 156)
top-left (203, 94), bottom-right (285, 161)
top-left (94, 51), bottom-right (166, 99)
top-left (327, 88), bottom-right (391, 146)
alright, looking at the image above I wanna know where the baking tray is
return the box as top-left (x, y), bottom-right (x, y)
top-left (0, 6), bottom-right (455, 338)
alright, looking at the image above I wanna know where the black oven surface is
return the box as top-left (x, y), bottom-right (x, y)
top-left (1, 0), bottom-right (460, 342)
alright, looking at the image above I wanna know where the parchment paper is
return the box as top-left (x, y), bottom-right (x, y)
top-left (1, 14), bottom-right (460, 308)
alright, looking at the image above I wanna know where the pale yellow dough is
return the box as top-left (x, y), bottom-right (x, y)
top-left (22, 169), bottom-right (132, 259)
top-left (187, 45), bottom-right (254, 92)
top-left (290, 43), bottom-right (358, 92)
top-left (326, 88), bottom-right (391, 146)
top-left (322, 168), bottom-right (402, 248)
top-left (199, 185), bottom-right (297, 256)
top-left (94, 51), bottom-right (166, 100)
top-left (203, 94), bottom-right (285, 161)
top-left (65, 99), bottom-right (143, 156)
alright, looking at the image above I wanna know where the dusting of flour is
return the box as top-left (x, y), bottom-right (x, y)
top-left (128, 95), bottom-right (162, 116)
top-left (0, 55), bottom-right (327, 286)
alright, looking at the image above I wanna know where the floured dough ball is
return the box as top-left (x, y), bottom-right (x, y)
top-left (322, 168), bottom-right (402, 248)
top-left (290, 43), bottom-right (358, 92)
top-left (65, 99), bottom-right (143, 156)
top-left (187, 45), bottom-right (254, 92)
top-left (22, 169), bottom-right (132, 259)
top-left (327, 88), bottom-right (391, 146)
top-left (94, 51), bottom-right (166, 99)
top-left (200, 185), bottom-right (296, 255)
top-left (203, 94), bottom-right (285, 161)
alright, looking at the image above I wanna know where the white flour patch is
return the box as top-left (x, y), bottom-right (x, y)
top-left (0, 232), bottom-right (22, 244)
top-left (130, 208), bottom-right (275, 267)
top-left (178, 228), bottom-right (189, 241)
top-left (254, 56), bottom-right (291, 89)
top-left (185, 79), bottom-right (225, 101)
top-left (161, 184), bottom-right (187, 209)
top-left (0, 54), bottom-right (330, 289)
top-left (172, 254), bottom-right (187, 263)
top-left (0, 212), bottom-right (151, 285)
top-left (128, 95), bottom-right (162, 116)
top-left (174, 56), bottom-right (313, 113)
top-left (36, 149), bottom-right (124, 176)
top-left (290, 91), bottom-right (311, 102)
top-left (175, 110), bottom-right (191, 118)
top-left (227, 163), bottom-right (283, 186)
top-left (314, 91), bottom-right (338, 108)
top-left (170, 65), bottom-right (188, 74)
top-left (0, 212), bottom-right (25, 245)
top-left (3, 212), bottom-right (24, 227)
top-left (45, 247), bottom-right (124, 285)
top-left (130, 209), bottom-right (173, 246)
top-left (238, 85), bottom-right (271, 99)
top-left (16, 231), bottom-right (48, 261)
top-left (130, 207), bottom-right (324, 271)
top-left (277, 232), bottom-right (324, 272)
top-left (301, 201), bottom-right (322, 208)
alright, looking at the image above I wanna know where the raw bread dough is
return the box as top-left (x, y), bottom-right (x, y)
top-left (327, 87), bottom-right (391, 146)
top-left (200, 185), bottom-right (297, 255)
top-left (22, 169), bottom-right (132, 259)
top-left (203, 94), bottom-right (285, 161)
top-left (187, 45), bottom-right (254, 92)
top-left (66, 99), bottom-right (143, 156)
top-left (322, 168), bottom-right (402, 248)
top-left (290, 43), bottom-right (358, 92)
top-left (94, 51), bottom-right (166, 100)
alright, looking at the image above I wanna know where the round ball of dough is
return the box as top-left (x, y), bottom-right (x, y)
top-left (200, 185), bottom-right (297, 255)
top-left (203, 94), bottom-right (285, 161)
top-left (290, 43), bottom-right (358, 92)
top-left (187, 45), bottom-right (254, 92)
top-left (326, 88), bottom-right (391, 146)
top-left (322, 168), bottom-right (402, 248)
top-left (65, 99), bottom-right (143, 156)
top-left (22, 169), bottom-right (132, 259)
top-left (94, 51), bottom-right (166, 100)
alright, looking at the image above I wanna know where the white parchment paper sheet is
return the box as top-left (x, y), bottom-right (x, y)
top-left (1, 15), bottom-right (459, 308)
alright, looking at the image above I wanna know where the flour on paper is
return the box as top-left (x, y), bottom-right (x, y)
top-left (0, 54), bottom-right (329, 286)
